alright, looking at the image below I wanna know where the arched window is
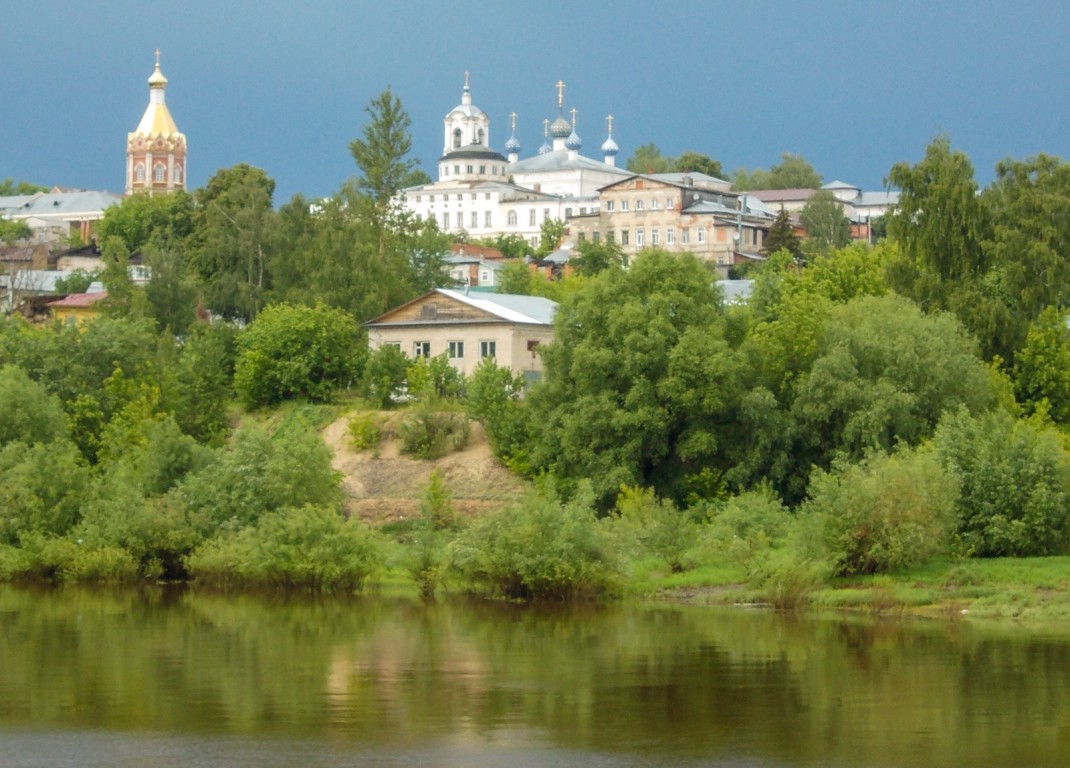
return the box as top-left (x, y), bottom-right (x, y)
top-left (507, 210), bottom-right (517, 227)
top-left (174, 165), bottom-right (183, 183)
top-left (453, 128), bottom-right (462, 149)
top-left (154, 163), bottom-right (166, 182)
top-left (477, 128), bottom-right (485, 145)
top-left (135, 163), bottom-right (145, 182)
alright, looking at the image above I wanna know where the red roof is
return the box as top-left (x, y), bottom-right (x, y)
top-left (450, 243), bottom-right (504, 260)
top-left (48, 291), bottom-right (108, 308)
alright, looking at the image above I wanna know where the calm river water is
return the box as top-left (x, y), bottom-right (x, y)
top-left (1, 585), bottom-right (1068, 767)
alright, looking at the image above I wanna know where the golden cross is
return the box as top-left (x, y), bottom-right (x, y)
top-left (606, 114), bottom-right (614, 134)
top-left (543, 118), bottom-right (549, 137)
top-left (510, 112), bottom-right (517, 131)
top-left (556, 80), bottom-right (565, 108)
top-left (464, 70), bottom-right (470, 89)
top-left (154, 48), bottom-right (161, 68)
top-left (570, 107), bottom-right (577, 127)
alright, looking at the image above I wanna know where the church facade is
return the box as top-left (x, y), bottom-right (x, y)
top-left (126, 51), bottom-right (187, 195)
top-left (399, 76), bottom-right (628, 249)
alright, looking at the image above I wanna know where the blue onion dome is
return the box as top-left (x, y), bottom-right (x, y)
top-left (505, 133), bottom-right (521, 154)
top-left (538, 140), bottom-right (552, 155)
top-left (550, 112), bottom-right (572, 139)
top-left (601, 135), bottom-right (619, 156)
top-left (566, 128), bottom-right (582, 151)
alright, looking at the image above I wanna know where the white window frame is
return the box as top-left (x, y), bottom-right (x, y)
top-left (447, 341), bottom-right (464, 359)
top-left (414, 341), bottom-right (431, 358)
top-left (480, 340), bottom-right (496, 358)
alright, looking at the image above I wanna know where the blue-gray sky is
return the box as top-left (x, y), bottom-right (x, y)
top-left (3, 1), bottom-right (1067, 203)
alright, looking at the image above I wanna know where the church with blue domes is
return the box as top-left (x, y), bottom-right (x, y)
top-left (399, 75), bottom-right (629, 250)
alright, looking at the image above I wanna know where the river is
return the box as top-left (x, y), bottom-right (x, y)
top-left (1, 585), bottom-right (1067, 767)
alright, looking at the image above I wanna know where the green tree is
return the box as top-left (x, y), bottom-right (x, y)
top-left (191, 164), bottom-right (277, 321)
top-left (144, 245), bottom-right (197, 335)
top-left (626, 143), bottom-right (673, 174)
top-left (95, 190), bottom-right (195, 253)
top-left (537, 218), bottom-right (566, 256)
top-left (361, 343), bottom-right (409, 408)
top-left (54, 268), bottom-right (98, 294)
top-left (572, 237), bottom-right (626, 276)
top-left (934, 408), bottom-right (1070, 557)
top-left (799, 190), bottom-right (851, 256)
top-left (99, 236), bottom-right (136, 318)
top-left (350, 88), bottom-right (423, 206)
top-left (466, 358), bottom-right (531, 469)
top-left (1013, 306), bottom-right (1070, 424)
top-left (0, 364), bottom-right (67, 447)
top-left (0, 179), bottom-right (48, 195)
top-left (763, 208), bottom-right (801, 258)
top-left (0, 219), bottom-right (32, 245)
top-left (732, 153), bottom-right (822, 190)
top-left (531, 249), bottom-right (743, 507)
top-left (233, 302), bottom-right (364, 408)
top-left (673, 151), bottom-right (724, 179)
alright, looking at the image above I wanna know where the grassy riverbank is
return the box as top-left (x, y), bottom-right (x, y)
top-left (632, 555), bottom-right (1070, 623)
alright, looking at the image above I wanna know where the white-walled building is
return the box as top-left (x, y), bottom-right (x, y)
top-left (399, 76), bottom-right (628, 249)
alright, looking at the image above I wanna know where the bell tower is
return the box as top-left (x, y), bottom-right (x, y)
top-left (126, 50), bottom-right (187, 194)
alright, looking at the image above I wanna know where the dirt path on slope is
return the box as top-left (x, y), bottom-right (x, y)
top-left (321, 412), bottom-right (527, 525)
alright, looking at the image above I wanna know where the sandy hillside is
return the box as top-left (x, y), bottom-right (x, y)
top-left (321, 412), bottom-right (527, 524)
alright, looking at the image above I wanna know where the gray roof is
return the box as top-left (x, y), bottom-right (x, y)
top-left (649, 171), bottom-right (730, 187)
top-left (0, 269), bottom-right (104, 294)
top-left (437, 288), bottom-right (557, 325)
top-left (718, 279), bottom-right (754, 304)
top-left (0, 190), bottom-right (123, 220)
top-left (508, 149), bottom-right (631, 176)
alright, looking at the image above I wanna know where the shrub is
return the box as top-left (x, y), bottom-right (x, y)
top-left (804, 447), bottom-right (957, 576)
top-left (407, 354), bottom-right (465, 402)
top-left (62, 545), bottom-right (140, 584)
top-left (0, 440), bottom-right (90, 544)
top-left (186, 504), bottom-right (384, 591)
top-left (933, 408), bottom-right (1070, 556)
top-left (347, 411), bottom-right (383, 452)
top-left (450, 484), bottom-right (623, 600)
top-left (361, 344), bottom-right (409, 408)
top-left (465, 358), bottom-right (532, 469)
top-left (614, 485), bottom-right (697, 572)
top-left (703, 485), bottom-right (794, 566)
top-left (396, 405), bottom-right (469, 459)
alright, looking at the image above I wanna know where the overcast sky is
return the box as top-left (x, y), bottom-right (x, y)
top-left (3, 1), bottom-right (1067, 203)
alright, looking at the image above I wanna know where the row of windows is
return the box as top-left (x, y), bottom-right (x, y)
top-left (415, 192), bottom-right (493, 203)
top-left (133, 162), bottom-right (182, 184)
top-left (403, 340), bottom-right (497, 359)
top-left (443, 164), bottom-right (501, 177)
top-left (601, 227), bottom-right (705, 246)
top-left (604, 197), bottom-right (676, 213)
top-left (436, 211), bottom-right (495, 229)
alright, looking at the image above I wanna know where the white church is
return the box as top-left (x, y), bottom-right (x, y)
top-left (399, 75), bottom-right (630, 249)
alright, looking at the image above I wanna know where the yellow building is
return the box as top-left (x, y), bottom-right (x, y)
top-left (48, 291), bottom-right (108, 325)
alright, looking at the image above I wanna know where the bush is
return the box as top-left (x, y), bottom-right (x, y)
top-left (614, 485), bottom-right (698, 572)
top-left (449, 484), bottom-right (623, 600)
top-left (361, 344), bottom-right (409, 408)
top-left (233, 302), bottom-right (364, 408)
top-left (703, 485), bottom-right (794, 567)
top-left (465, 358), bottom-right (531, 469)
top-left (347, 411), bottom-right (383, 452)
top-left (396, 405), bottom-right (469, 459)
top-left (804, 447), bottom-right (957, 576)
top-left (186, 504), bottom-right (384, 591)
top-left (934, 408), bottom-right (1070, 556)
top-left (407, 354), bottom-right (465, 402)
top-left (0, 440), bottom-right (90, 544)
top-left (62, 545), bottom-right (140, 584)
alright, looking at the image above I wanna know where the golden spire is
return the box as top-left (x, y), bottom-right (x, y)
top-left (556, 80), bottom-right (565, 109)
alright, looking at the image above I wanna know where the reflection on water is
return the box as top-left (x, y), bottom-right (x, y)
top-left (1, 586), bottom-right (1069, 767)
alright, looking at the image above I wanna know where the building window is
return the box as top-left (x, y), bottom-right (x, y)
top-left (135, 163), bottom-right (145, 182)
top-left (543, 209), bottom-right (550, 221)
top-left (636, 229), bottom-right (645, 247)
top-left (492, 167), bottom-right (498, 175)
top-left (651, 229), bottom-right (659, 245)
top-left (454, 165), bottom-right (460, 174)
top-left (666, 197), bottom-right (674, 209)
top-left (453, 129), bottom-right (462, 148)
top-left (480, 340), bottom-right (496, 358)
top-left (607, 231), bottom-right (615, 243)
top-left (508, 210), bottom-right (517, 226)
top-left (593, 231), bottom-right (600, 243)
top-left (621, 200), bottom-right (629, 211)
top-left (415, 195), bottom-right (421, 203)
top-left (636, 199), bottom-right (644, 211)
top-left (479, 165), bottom-right (486, 174)
top-left (429, 194), bottom-right (435, 203)
top-left (697, 227), bottom-right (706, 244)
top-left (578, 231), bottom-right (586, 242)
top-left (621, 230), bottom-right (629, 245)
top-left (175, 166), bottom-right (183, 184)
top-left (447, 341), bottom-right (464, 359)
top-left (414, 341), bottom-right (431, 358)
top-left (442, 212), bottom-right (449, 229)
top-left (153, 163), bottom-right (166, 182)
top-left (682, 227), bottom-right (690, 244)
top-left (481, 270), bottom-right (490, 283)
top-left (443, 194), bottom-right (449, 201)
top-left (529, 209), bottom-right (537, 226)
top-left (605, 200), bottom-right (615, 212)
top-left (471, 193), bottom-right (477, 200)
top-left (384, 342), bottom-right (402, 350)
top-left (466, 165), bottom-right (473, 173)
top-left (485, 211), bottom-right (492, 227)
top-left (485, 193), bottom-right (491, 200)
top-left (666, 227), bottom-right (675, 245)
top-left (471, 211), bottom-right (478, 228)
top-left (651, 199), bottom-right (658, 210)
top-left (565, 207), bottom-right (572, 217)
